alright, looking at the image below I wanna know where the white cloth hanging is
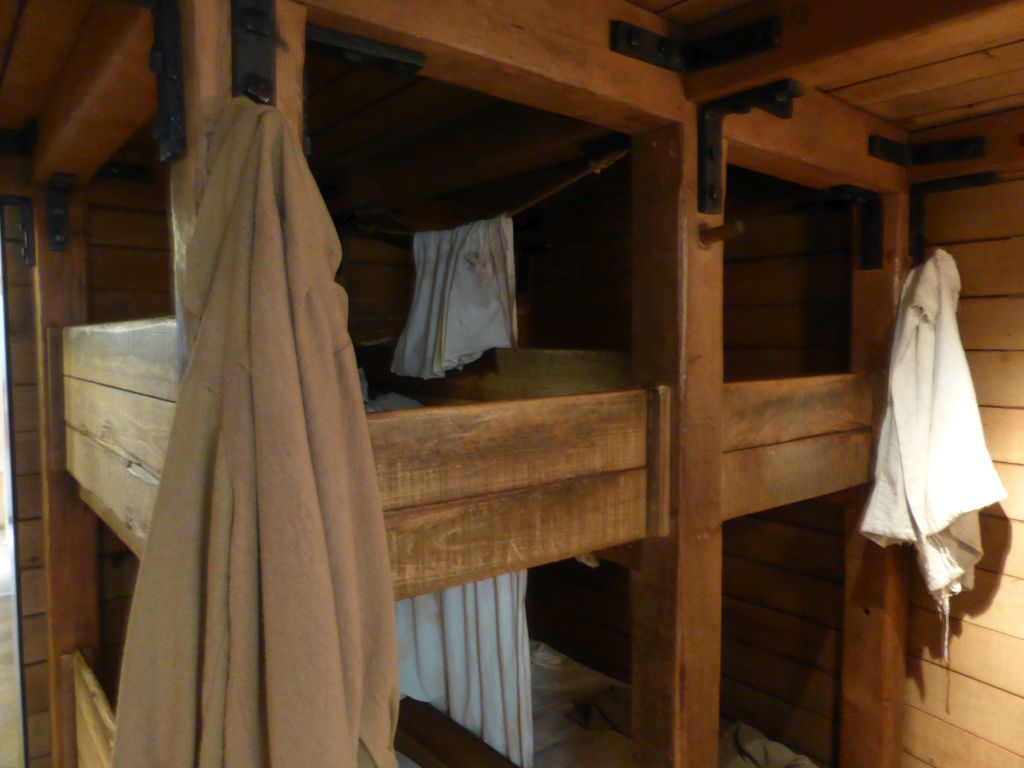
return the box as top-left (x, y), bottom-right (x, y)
top-left (861, 248), bottom-right (1006, 636)
top-left (392, 215), bottom-right (517, 378)
top-left (396, 573), bottom-right (533, 767)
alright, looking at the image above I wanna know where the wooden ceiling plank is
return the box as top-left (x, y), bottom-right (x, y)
top-left (312, 82), bottom-right (491, 180)
top-left (683, 0), bottom-right (1024, 102)
top-left (830, 41), bottom-right (1024, 108)
top-left (661, 0), bottom-right (752, 24)
top-left (306, 67), bottom-right (418, 137)
top-left (0, 0), bottom-right (92, 130)
top-left (869, 67), bottom-right (1024, 122)
top-left (909, 108), bottom-right (1024, 184)
top-left (329, 100), bottom-right (609, 214)
top-left (299, 0), bottom-right (690, 133)
top-left (725, 88), bottom-right (907, 193)
top-left (900, 92), bottom-right (1024, 131)
top-left (31, 1), bottom-right (157, 186)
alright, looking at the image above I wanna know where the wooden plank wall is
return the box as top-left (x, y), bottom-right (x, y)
top-left (900, 178), bottom-right (1024, 767)
top-left (85, 197), bottom-right (169, 700)
top-left (718, 174), bottom-right (854, 766)
top-left (724, 203), bottom-right (852, 380)
top-left (3, 201), bottom-right (51, 767)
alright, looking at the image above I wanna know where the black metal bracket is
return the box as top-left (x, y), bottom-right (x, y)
top-left (45, 174), bottom-right (75, 252)
top-left (232, 0), bottom-right (276, 104)
top-left (610, 16), bottom-right (781, 74)
top-left (868, 135), bottom-right (987, 167)
top-left (307, 24), bottom-right (425, 73)
top-left (829, 185), bottom-right (883, 270)
top-left (698, 79), bottom-right (803, 214)
top-left (909, 171), bottom-right (1001, 265)
top-left (148, 0), bottom-right (186, 161)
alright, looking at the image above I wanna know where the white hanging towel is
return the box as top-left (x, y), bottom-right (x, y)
top-left (861, 248), bottom-right (1006, 644)
top-left (392, 215), bottom-right (517, 378)
top-left (396, 573), bottom-right (534, 767)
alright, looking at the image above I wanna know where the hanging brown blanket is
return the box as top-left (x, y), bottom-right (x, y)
top-left (112, 98), bottom-right (399, 768)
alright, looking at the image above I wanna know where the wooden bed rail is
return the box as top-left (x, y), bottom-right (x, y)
top-left (58, 652), bottom-right (115, 768)
top-left (61, 319), bottom-right (670, 600)
top-left (721, 372), bottom-right (880, 520)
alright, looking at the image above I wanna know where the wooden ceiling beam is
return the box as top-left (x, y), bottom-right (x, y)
top-left (726, 88), bottom-right (908, 193)
top-left (31, 1), bottom-right (157, 186)
top-left (909, 109), bottom-right (1024, 185)
top-left (299, 0), bottom-right (689, 134)
top-left (0, 0), bottom-right (92, 130)
top-left (683, 0), bottom-right (1024, 103)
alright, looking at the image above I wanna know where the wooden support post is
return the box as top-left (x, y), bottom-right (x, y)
top-left (33, 199), bottom-right (99, 768)
top-left (630, 116), bottom-right (724, 767)
top-left (839, 192), bottom-right (912, 767)
top-left (170, 0), bottom-right (307, 368)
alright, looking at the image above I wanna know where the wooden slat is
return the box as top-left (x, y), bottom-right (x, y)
top-left (906, 657), bottom-right (1024, 757)
top-left (721, 638), bottom-right (837, 719)
top-left (910, 606), bottom-right (1024, 701)
top-left (903, 704), bottom-right (1024, 768)
top-left (31, 1), bottom-right (156, 185)
top-left (969, 351), bottom-right (1024, 408)
top-left (910, 109), bottom-right (1024, 184)
top-left (724, 517), bottom-right (843, 582)
top-left (389, 469), bottom-right (647, 599)
top-left (960, 297), bottom-right (1024, 350)
top-left (981, 406), bottom-right (1024, 464)
top-left (71, 653), bottom-right (114, 768)
top-left (301, 0), bottom-right (689, 133)
top-left (997, 462), bottom-right (1024, 521)
top-left (722, 596), bottom-right (840, 675)
top-left (64, 318), bottom-right (178, 402)
top-left (866, 69), bottom-right (1024, 124)
top-left (949, 239), bottom-right (1024, 298)
top-left (722, 373), bottom-right (875, 451)
top-left (683, 0), bottom-right (1024, 101)
top-left (724, 555), bottom-right (843, 629)
top-left (0, 0), bottom-right (92, 130)
top-left (924, 179), bottom-right (1024, 243)
top-left (369, 389), bottom-right (647, 509)
top-left (88, 208), bottom-right (169, 251)
top-left (721, 430), bottom-right (873, 520)
top-left (832, 41), bottom-right (1024, 109)
top-left (66, 430), bottom-right (152, 556)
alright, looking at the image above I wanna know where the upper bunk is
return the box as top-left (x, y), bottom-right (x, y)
top-left (61, 316), bottom-right (876, 595)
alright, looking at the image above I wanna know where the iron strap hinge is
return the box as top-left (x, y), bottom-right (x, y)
top-left (232, 0), bottom-right (277, 105)
top-left (698, 79), bottom-right (804, 214)
top-left (610, 17), bottom-right (781, 74)
top-left (45, 173), bottom-right (75, 253)
top-left (868, 135), bottom-right (987, 167)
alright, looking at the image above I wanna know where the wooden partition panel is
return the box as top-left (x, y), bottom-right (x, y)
top-left (62, 318), bottom-right (666, 601)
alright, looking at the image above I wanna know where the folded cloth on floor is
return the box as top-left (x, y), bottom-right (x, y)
top-left (392, 215), bottom-right (517, 379)
top-left (860, 248), bottom-right (1006, 655)
top-left (720, 722), bottom-right (817, 768)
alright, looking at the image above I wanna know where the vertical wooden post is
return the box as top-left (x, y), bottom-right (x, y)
top-left (630, 114), bottom-right (725, 767)
top-left (170, 0), bottom-right (307, 366)
top-left (34, 200), bottom-right (99, 767)
top-left (839, 192), bottom-right (911, 768)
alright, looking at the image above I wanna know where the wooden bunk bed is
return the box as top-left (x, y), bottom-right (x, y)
top-left (4, 1), bottom-right (1024, 767)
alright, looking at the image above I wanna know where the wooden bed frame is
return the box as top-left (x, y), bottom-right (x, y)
top-left (19, 1), bottom-right (1024, 767)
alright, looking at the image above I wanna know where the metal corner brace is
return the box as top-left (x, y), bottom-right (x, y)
top-left (698, 79), bottom-right (804, 214)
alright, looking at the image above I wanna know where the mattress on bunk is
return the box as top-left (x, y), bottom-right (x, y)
top-left (397, 642), bottom-right (820, 768)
